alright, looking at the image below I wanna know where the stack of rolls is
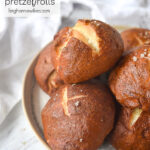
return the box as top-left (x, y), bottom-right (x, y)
top-left (34, 19), bottom-right (150, 150)
top-left (109, 28), bottom-right (150, 150)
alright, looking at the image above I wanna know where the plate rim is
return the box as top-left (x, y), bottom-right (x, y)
top-left (22, 44), bottom-right (50, 150)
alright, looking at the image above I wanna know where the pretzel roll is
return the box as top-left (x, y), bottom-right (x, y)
top-left (34, 43), bottom-right (64, 95)
top-left (121, 28), bottom-right (150, 52)
top-left (110, 107), bottom-right (150, 150)
top-left (42, 82), bottom-right (115, 150)
top-left (109, 45), bottom-right (150, 111)
top-left (51, 19), bottom-right (124, 83)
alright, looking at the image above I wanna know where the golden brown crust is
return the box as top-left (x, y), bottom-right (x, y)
top-left (42, 82), bottom-right (115, 150)
top-left (51, 19), bottom-right (124, 83)
top-left (110, 107), bottom-right (150, 150)
top-left (121, 28), bottom-right (150, 52)
top-left (34, 42), bottom-right (64, 95)
top-left (109, 45), bottom-right (150, 111)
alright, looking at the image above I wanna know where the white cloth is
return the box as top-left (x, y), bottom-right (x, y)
top-left (0, 0), bottom-right (150, 149)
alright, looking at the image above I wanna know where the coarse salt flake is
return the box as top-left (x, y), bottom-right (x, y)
top-left (132, 56), bottom-right (137, 61)
top-left (140, 54), bottom-right (145, 58)
top-left (74, 101), bottom-right (80, 107)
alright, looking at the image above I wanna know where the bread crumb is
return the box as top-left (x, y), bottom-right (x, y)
top-left (75, 101), bottom-right (80, 107)
top-left (140, 54), bottom-right (145, 58)
top-left (80, 139), bottom-right (83, 142)
top-left (132, 56), bottom-right (137, 62)
top-left (22, 141), bottom-right (26, 145)
top-left (72, 84), bottom-right (76, 86)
